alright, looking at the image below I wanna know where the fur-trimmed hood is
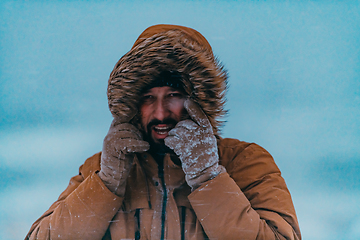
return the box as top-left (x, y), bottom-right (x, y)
top-left (107, 24), bottom-right (228, 135)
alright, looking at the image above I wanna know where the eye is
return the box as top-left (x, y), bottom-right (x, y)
top-left (168, 92), bottom-right (183, 98)
top-left (141, 94), bottom-right (155, 104)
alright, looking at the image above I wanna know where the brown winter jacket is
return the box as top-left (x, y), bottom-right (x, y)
top-left (26, 138), bottom-right (301, 240)
top-left (26, 24), bottom-right (301, 239)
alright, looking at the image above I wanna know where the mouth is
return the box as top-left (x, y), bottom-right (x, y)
top-left (151, 124), bottom-right (174, 140)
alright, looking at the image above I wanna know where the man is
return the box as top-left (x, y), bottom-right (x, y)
top-left (26, 24), bottom-right (301, 240)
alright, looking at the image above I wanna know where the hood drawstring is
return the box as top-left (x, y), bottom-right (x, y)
top-left (135, 154), bottom-right (152, 209)
top-left (146, 177), bottom-right (152, 209)
top-left (181, 206), bottom-right (186, 240)
top-left (135, 209), bottom-right (140, 240)
top-left (133, 155), bottom-right (153, 240)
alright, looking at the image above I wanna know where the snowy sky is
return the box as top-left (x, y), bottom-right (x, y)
top-left (1, 1), bottom-right (360, 239)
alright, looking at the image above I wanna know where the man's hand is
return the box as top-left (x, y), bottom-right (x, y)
top-left (164, 99), bottom-right (226, 190)
top-left (98, 117), bottom-right (149, 196)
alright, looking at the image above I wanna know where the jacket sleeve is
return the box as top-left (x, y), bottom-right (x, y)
top-left (188, 139), bottom-right (301, 240)
top-left (25, 153), bottom-right (123, 240)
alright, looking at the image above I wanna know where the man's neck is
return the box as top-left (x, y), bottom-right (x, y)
top-left (148, 144), bottom-right (181, 167)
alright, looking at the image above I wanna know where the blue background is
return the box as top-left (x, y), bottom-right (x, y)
top-left (1, 1), bottom-right (359, 239)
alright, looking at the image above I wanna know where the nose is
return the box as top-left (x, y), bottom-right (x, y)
top-left (153, 99), bottom-right (170, 121)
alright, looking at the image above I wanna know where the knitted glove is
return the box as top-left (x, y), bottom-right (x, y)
top-left (164, 99), bottom-right (226, 190)
top-left (98, 117), bottom-right (149, 196)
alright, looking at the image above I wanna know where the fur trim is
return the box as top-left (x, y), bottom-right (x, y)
top-left (107, 29), bottom-right (228, 136)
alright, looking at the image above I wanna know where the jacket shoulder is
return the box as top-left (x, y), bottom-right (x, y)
top-left (219, 137), bottom-right (275, 162)
top-left (79, 152), bottom-right (102, 179)
top-left (218, 138), bottom-right (252, 152)
top-left (218, 138), bottom-right (281, 188)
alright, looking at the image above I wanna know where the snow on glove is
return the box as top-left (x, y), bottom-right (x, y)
top-left (164, 99), bottom-right (226, 190)
top-left (98, 115), bottom-right (150, 196)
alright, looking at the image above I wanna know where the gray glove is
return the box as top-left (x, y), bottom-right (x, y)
top-left (164, 99), bottom-right (226, 190)
top-left (98, 117), bottom-right (149, 196)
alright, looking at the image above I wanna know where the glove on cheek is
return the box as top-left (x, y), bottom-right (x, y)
top-left (164, 99), bottom-right (226, 190)
top-left (98, 120), bottom-right (149, 197)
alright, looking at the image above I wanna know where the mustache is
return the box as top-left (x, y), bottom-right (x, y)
top-left (147, 118), bottom-right (178, 130)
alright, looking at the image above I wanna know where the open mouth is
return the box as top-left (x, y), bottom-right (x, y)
top-left (152, 124), bottom-right (173, 139)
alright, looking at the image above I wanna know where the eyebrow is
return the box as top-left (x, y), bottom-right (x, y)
top-left (168, 87), bottom-right (182, 92)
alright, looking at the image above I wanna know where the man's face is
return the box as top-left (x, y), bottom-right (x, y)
top-left (140, 86), bottom-right (187, 145)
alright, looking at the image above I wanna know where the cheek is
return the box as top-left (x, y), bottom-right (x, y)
top-left (139, 105), bottom-right (150, 129)
top-left (168, 99), bottom-right (185, 118)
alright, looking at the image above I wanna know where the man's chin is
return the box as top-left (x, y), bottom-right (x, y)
top-left (143, 121), bottom-right (177, 155)
top-left (143, 134), bottom-right (179, 164)
top-left (149, 139), bottom-right (171, 153)
top-left (146, 136), bottom-right (173, 154)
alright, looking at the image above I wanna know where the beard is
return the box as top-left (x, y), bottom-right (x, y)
top-left (143, 118), bottom-right (178, 157)
top-left (140, 111), bottom-right (189, 165)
